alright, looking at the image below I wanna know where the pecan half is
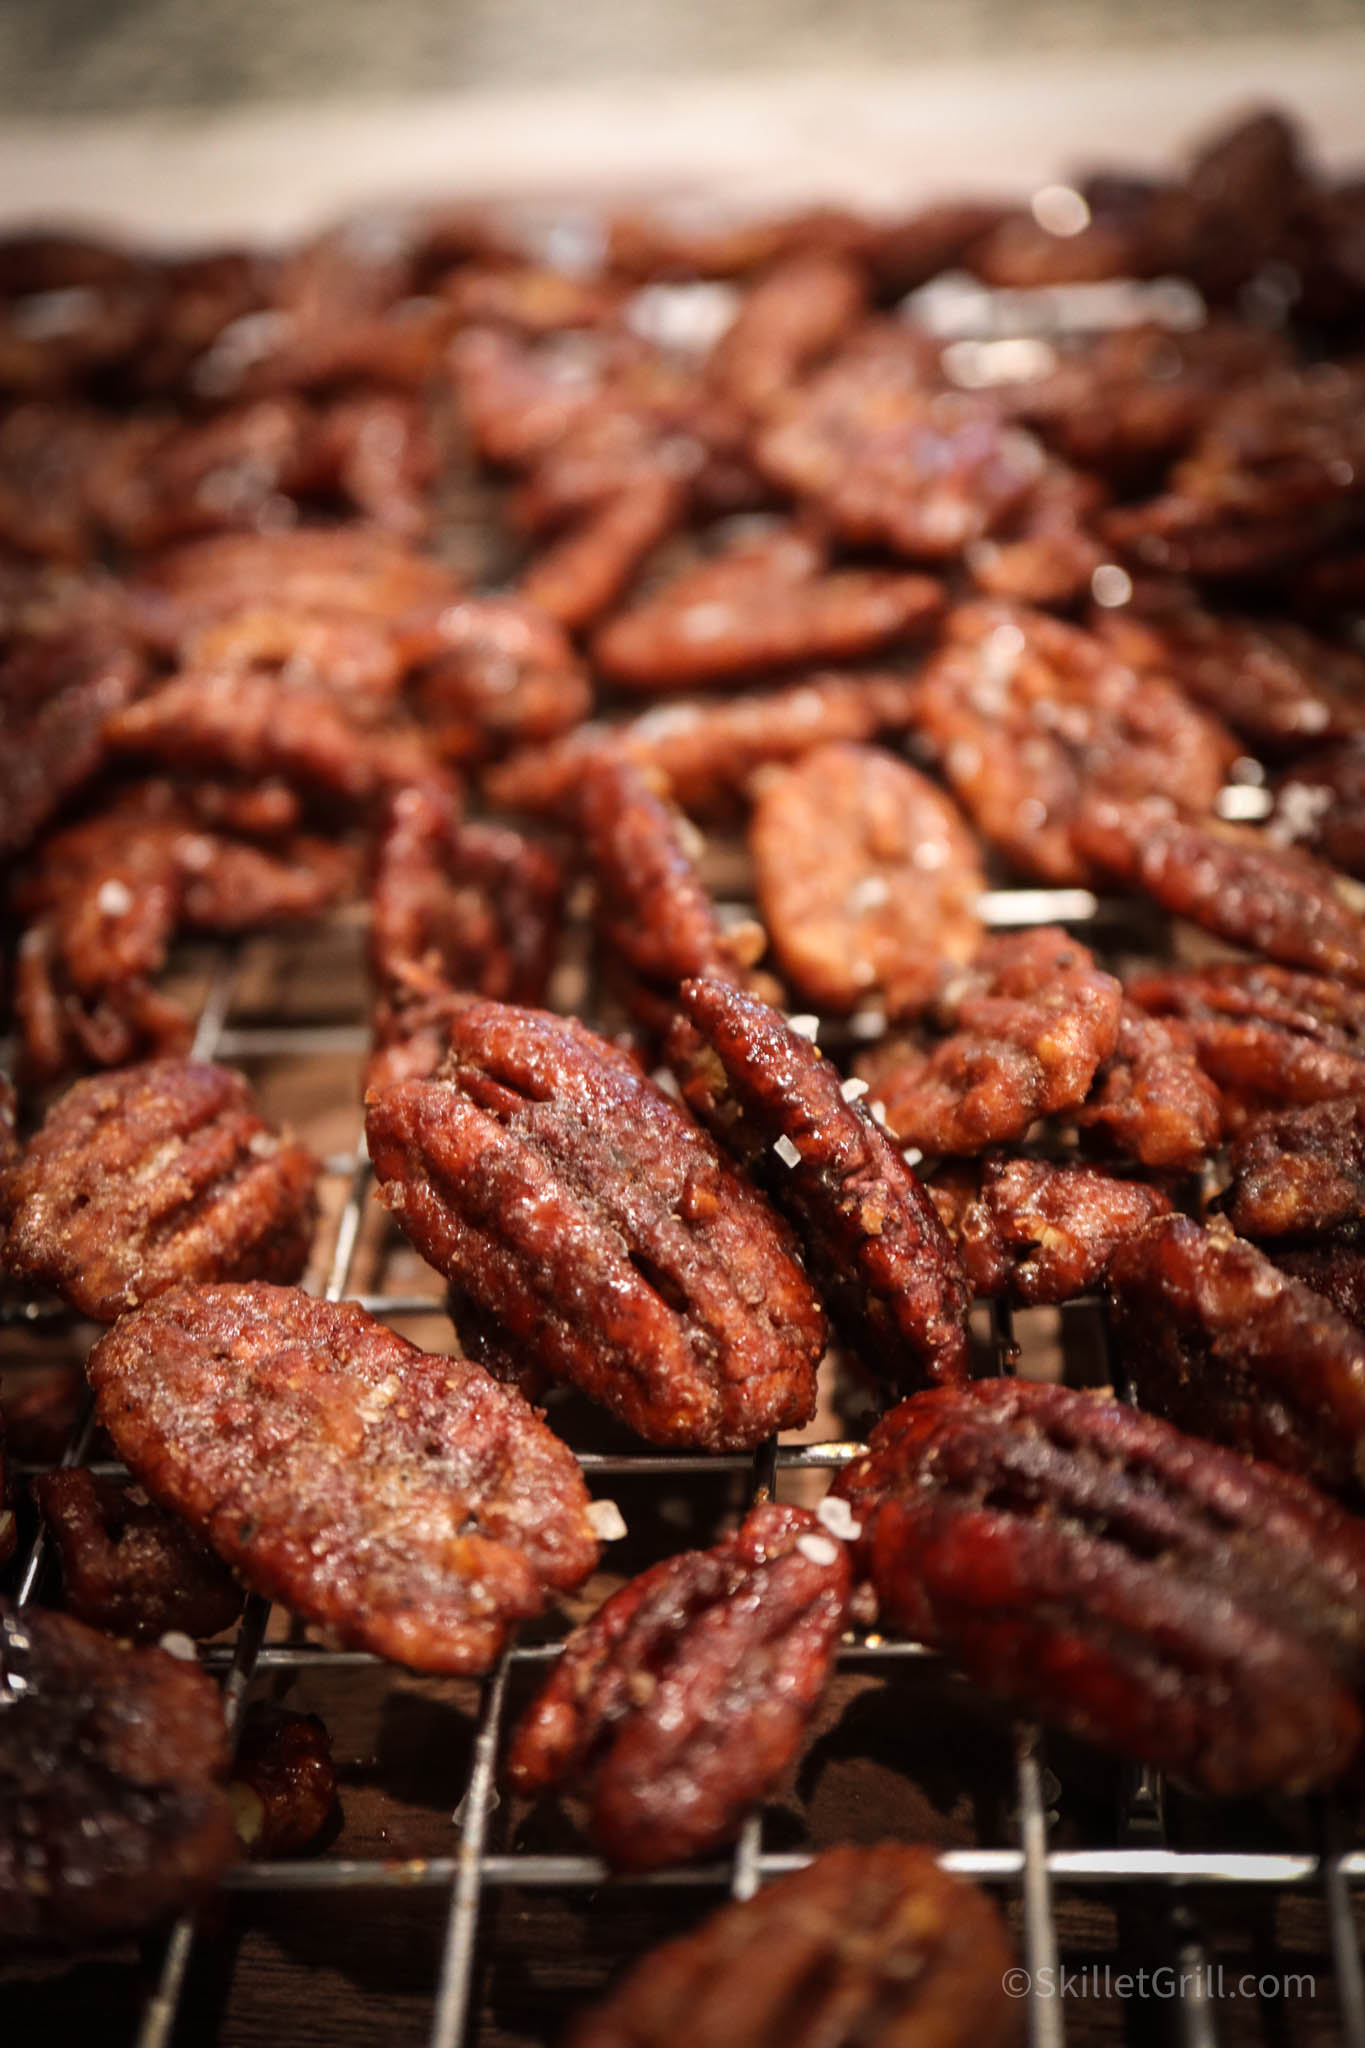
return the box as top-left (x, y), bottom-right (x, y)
top-left (33, 1468), bottom-right (245, 1643)
top-left (508, 1501), bottom-right (850, 1870)
top-left (833, 1377), bottom-right (1365, 1794)
top-left (930, 1155), bottom-right (1171, 1305)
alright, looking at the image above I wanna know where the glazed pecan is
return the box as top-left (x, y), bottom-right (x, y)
top-left (929, 1155), bottom-right (1171, 1306)
top-left (1224, 1100), bottom-right (1365, 1240)
top-left (1108, 1214), bottom-right (1365, 1502)
top-left (1072, 796), bottom-right (1365, 986)
top-left (0, 400), bottom-right (110, 561)
top-left (710, 251), bottom-right (867, 413)
top-left (567, 1841), bottom-right (1020, 2048)
top-left (1272, 740), bottom-right (1365, 880)
top-left (592, 525), bottom-right (942, 691)
top-left (0, 1599), bottom-right (238, 1947)
top-left (229, 1706), bottom-right (337, 1858)
top-left (1075, 1000), bottom-right (1222, 1171)
top-left (1275, 1243), bottom-right (1365, 1329)
top-left (519, 472), bottom-right (687, 633)
top-left (965, 460), bottom-right (1107, 609)
top-left (370, 780), bottom-right (562, 1030)
top-left (33, 1468), bottom-right (244, 1643)
top-left (484, 671), bottom-right (925, 824)
top-left (856, 927), bottom-right (1122, 1155)
top-left (750, 742), bottom-right (984, 1021)
top-left (913, 603), bottom-right (1237, 886)
top-left (0, 620), bottom-right (144, 859)
top-left (365, 1002), bottom-right (825, 1450)
top-left (833, 1377), bottom-right (1365, 1794)
top-left (755, 337), bottom-right (1048, 559)
top-left (412, 594), bottom-right (592, 762)
top-left (676, 977), bottom-right (970, 1389)
top-left (508, 1501), bottom-right (850, 1870)
top-left (1093, 589), bottom-right (1365, 757)
top-left (0, 1059), bottom-right (318, 1321)
top-left (87, 1281), bottom-right (600, 1672)
top-left (1128, 962), bottom-right (1365, 1116)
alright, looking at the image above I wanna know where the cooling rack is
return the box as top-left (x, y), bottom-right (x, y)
top-left (5, 840), bottom-right (1365, 2048)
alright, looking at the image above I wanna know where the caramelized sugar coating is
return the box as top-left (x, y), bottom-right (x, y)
top-left (1072, 796), bottom-right (1365, 986)
top-left (857, 927), bottom-right (1122, 1155)
top-left (508, 1501), bottom-right (850, 1870)
top-left (567, 1841), bottom-right (1020, 2048)
top-left (0, 1599), bottom-right (238, 1947)
top-left (1224, 1098), bottom-right (1365, 1241)
top-left (87, 1282), bottom-right (600, 1672)
top-left (0, 1059), bottom-right (317, 1320)
top-left (1108, 1214), bottom-right (1365, 1503)
top-left (1076, 1000), bottom-right (1222, 1171)
top-left (33, 1468), bottom-right (244, 1643)
top-left (485, 671), bottom-right (925, 824)
top-left (929, 1155), bottom-right (1171, 1305)
top-left (593, 525), bottom-right (942, 691)
top-left (676, 977), bottom-right (970, 1389)
top-left (366, 1002), bottom-right (824, 1450)
top-left (229, 1706), bottom-right (337, 1859)
top-left (833, 1378), bottom-right (1365, 1795)
top-left (1273, 740), bottom-right (1365, 881)
top-left (750, 743), bottom-right (985, 1020)
top-left (913, 603), bottom-right (1237, 886)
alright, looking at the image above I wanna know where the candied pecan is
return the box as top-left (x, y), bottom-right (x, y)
top-left (87, 397), bottom-right (318, 552)
top-left (709, 251), bottom-right (867, 414)
top-left (229, 1706), bottom-right (337, 1858)
top-left (518, 472), bottom-right (688, 633)
top-left (311, 389), bottom-right (436, 536)
top-left (929, 1155), bottom-right (1172, 1305)
top-left (0, 1060), bottom-right (317, 1320)
top-left (592, 524), bottom-right (942, 690)
top-left (365, 1002), bottom-right (824, 1450)
top-left (1153, 107), bottom-right (1313, 303)
top-left (0, 235), bottom-right (155, 396)
top-left (445, 262), bottom-right (624, 334)
top-left (370, 780), bottom-right (562, 1021)
top-left (966, 204), bottom-right (1153, 289)
top-left (606, 205), bottom-right (873, 282)
top-left (856, 927), bottom-right (1122, 1155)
top-left (413, 594), bottom-right (591, 762)
top-left (966, 461), bottom-right (1107, 608)
top-left (0, 1599), bottom-right (237, 1947)
top-left (131, 527), bottom-right (457, 652)
top-left (185, 606), bottom-right (406, 718)
top-left (866, 198), bottom-right (1013, 293)
top-left (33, 1469), bottom-right (244, 1643)
top-left (450, 325), bottom-right (634, 470)
top-left (1075, 1000), bottom-right (1222, 1171)
top-left (833, 1377), bottom-right (1365, 1795)
top-left (0, 400), bottom-right (109, 562)
top-left (750, 742), bottom-right (984, 1020)
top-left (106, 666), bottom-right (437, 807)
top-left (675, 977), bottom-right (969, 1388)
top-left (578, 751), bottom-right (759, 1028)
top-left (0, 619), bottom-right (143, 858)
top-left (567, 1841), bottom-right (1019, 2048)
top-left (87, 1281), bottom-right (600, 1672)
top-left (508, 1501), bottom-right (849, 1870)
top-left (1109, 1214), bottom-right (1365, 1502)
top-left (986, 322), bottom-right (1290, 479)
top-left (1106, 365), bottom-right (1365, 579)
top-left (13, 919), bottom-right (193, 1089)
top-left (1093, 588), bottom-right (1365, 758)
top-left (1272, 740), bottom-right (1365, 880)
top-left (1071, 795), bottom-right (1365, 986)
top-left (755, 337), bottom-right (1048, 559)
top-left (1128, 962), bottom-right (1365, 1117)
top-left (1275, 1243), bottom-right (1365, 1329)
top-left (485, 671), bottom-right (925, 824)
top-left (913, 602), bottom-right (1237, 886)
top-left (1224, 1100), bottom-right (1365, 1241)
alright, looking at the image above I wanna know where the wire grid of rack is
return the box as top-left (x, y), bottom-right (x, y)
top-left (6, 867), bottom-right (1365, 2048)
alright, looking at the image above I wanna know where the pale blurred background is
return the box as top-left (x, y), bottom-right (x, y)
top-left (1, 0), bottom-right (1362, 241)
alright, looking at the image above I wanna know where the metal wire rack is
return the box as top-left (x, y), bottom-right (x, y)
top-left (5, 868), bottom-right (1365, 2048)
